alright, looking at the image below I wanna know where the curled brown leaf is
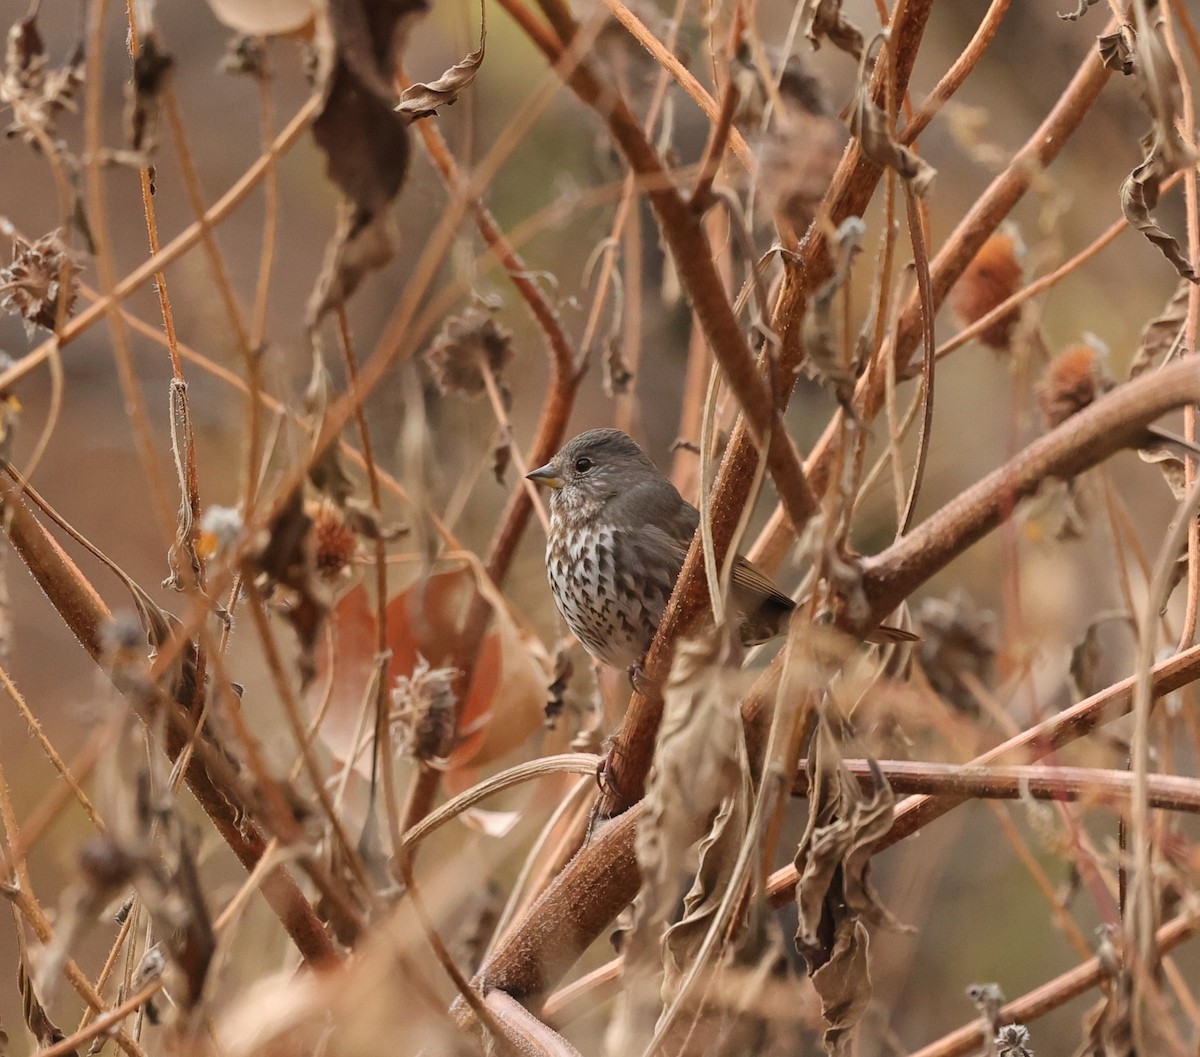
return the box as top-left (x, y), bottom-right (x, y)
top-left (848, 36), bottom-right (935, 197)
top-left (396, 0), bottom-right (485, 120)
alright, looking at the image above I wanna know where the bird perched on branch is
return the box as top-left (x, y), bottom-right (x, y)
top-left (525, 428), bottom-right (796, 675)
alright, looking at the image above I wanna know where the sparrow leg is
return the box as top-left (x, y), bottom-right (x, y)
top-left (626, 660), bottom-right (655, 696)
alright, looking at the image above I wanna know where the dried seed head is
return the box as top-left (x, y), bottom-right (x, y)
top-left (0, 229), bottom-right (78, 334)
top-left (391, 659), bottom-right (458, 761)
top-left (307, 500), bottom-right (358, 579)
top-left (1, 17), bottom-right (85, 146)
top-left (424, 307), bottom-right (514, 400)
top-left (1037, 341), bottom-right (1110, 429)
top-left (947, 231), bottom-right (1024, 351)
top-left (758, 61), bottom-right (847, 238)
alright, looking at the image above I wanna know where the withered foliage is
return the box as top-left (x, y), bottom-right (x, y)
top-left (396, 0), bottom-right (485, 120)
top-left (794, 717), bottom-right (904, 1055)
top-left (306, 0), bottom-right (426, 323)
top-left (0, 16), bottom-right (83, 147)
top-left (424, 307), bottom-right (515, 401)
top-left (0, 229), bottom-right (78, 335)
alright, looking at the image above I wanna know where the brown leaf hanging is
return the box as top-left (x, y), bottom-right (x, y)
top-left (848, 36), bottom-right (935, 197)
top-left (1120, 131), bottom-right (1198, 283)
top-left (396, 0), bottom-right (485, 120)
top-left (306, 0), bottom-right (427, 324)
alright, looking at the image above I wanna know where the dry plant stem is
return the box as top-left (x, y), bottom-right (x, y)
top-left (899, 0), bottom-right (1013, 144)
top-left (0, 93), bottom-right (321, 395)
top-left (859, 358), bottom-right (1200, 620)
top-left (751, 43), bottom-right (1112, 572)
top-left (463, 806), bottom-right (642, 1012)
top-left (82, 0), bottom-right (175, 541)
top-left (38, 979), bottom-right (164, 1057)
top-left (793, 760), bottom-right (1200, 814)
top-left (0, 664), bottom-right (105, 832)
top-left (762, 641), bottom-right (1200, 904)
top-left (593, 0), bottom-right (753, 169)
top-left (908, 906), bottom-right (1200, 1057)
top-left (333, 307), bottom-right (400, 853)
top-left (0, 473), bottom-right (339, 966)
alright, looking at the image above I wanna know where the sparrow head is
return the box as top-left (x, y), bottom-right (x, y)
top-left (525, 428), bottom-right (661, 512)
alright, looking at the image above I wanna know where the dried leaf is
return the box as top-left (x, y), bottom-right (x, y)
top-left (848, 36), bottom-right (935, 197)
top-left (1, 16), bottom-right (84, 147)
top-left (801, 217), bottom-right (865, 402)
top-left (1138, 442), bottom-right (1187, 499)
top-left (251, 487), bottom-right (328, 684)
top-left (126, 35), bottom-right (173, 155)
top-left (18, 949), bottom-right (74, 1055)
top-left (424, 307), bottom-right (514, 400)
top-left (1121, 133), bottom-right (1199, 283)
top-left (0, 228), bottom-right (79, 335)
top-left (396, 0), bottom-right (485, 120)
top-left (1098, 27), bottom-right (1134, 75)
top-left (1128, 279), bottom-right (1189, 377)
top-left (610, 630), bottom-right (751, 1054)
top-left (306, 0), bottom-right (423, 323)
top-left (803, 0), bottom-right (864, 58)
top-left (163, 379), bottom-right (202, 592)
top-left (795, 717), bottom-right (906, 1054)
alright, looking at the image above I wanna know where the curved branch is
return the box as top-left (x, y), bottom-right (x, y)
top-left (860, 358), bottom-right (1200, 622)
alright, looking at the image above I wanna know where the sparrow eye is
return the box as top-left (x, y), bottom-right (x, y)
top-left (574, 456), bottom-right (594, 473)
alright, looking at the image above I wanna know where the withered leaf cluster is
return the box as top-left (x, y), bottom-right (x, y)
top-left (1, 16), bottom-right (83, 148)
top-left (423, 306), bottom-right (515, 402)
top-left (794, 717), bottom-right (905, 1055)
top-left (0, 228), bottom-right (78, 335)
top-left (306, 0), bottom-right (425, 324)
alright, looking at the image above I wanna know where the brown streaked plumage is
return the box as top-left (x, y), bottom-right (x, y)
top-left (525, 429), bottom-right (794, 670)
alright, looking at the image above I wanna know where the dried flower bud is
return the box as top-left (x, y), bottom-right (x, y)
top-left (391, 659), bottom-right (458, 761)
top-left (1036, 341), bottom-right (1110, 429)
top-left (424, 307), bottom-right (514, 400)
top-left (308, 500), bottom-right (358, 579)
top-left (947, 231), bottom-right (1024, 351)
top-left (0, 229), bottom-right (78, 334)
top-left (197, 504), bottom-right (243, 560)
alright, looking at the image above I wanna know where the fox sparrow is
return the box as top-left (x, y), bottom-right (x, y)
top-left (525, 428), bottom-right (794, 671)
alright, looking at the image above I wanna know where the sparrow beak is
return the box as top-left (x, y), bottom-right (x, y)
top-left (525, 463), bottom-right (563, 490)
